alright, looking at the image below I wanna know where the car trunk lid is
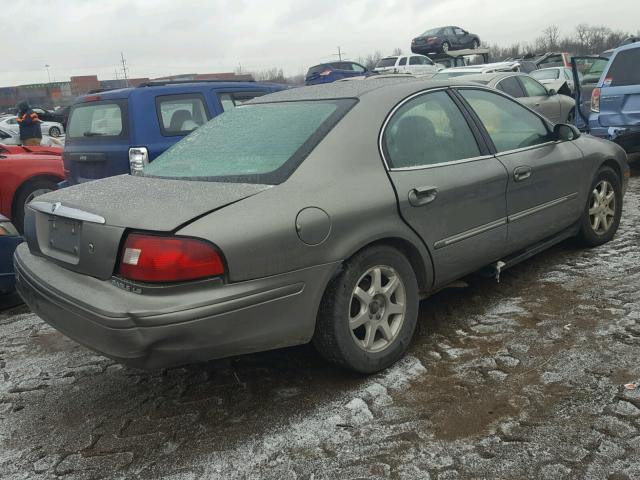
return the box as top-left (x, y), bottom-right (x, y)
top-left (23, 175), bottom-right (271, 280)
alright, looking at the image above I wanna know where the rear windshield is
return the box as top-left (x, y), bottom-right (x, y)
top-left (433, 71), bottom-right (476, 79)
top-left (67, 101), bottom-right (125, 138)
top-left (531, 69), bottom-right (559, 80)
top-left (377, 58), bottom-right (398, 68)
top-left (422, 28), bottom-right (443, 36)
top-left (606, 48), bottom-right (640, 87)
top-left (143, 99), bottom-right (355, 184)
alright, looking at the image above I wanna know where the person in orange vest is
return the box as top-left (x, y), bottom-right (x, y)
top-left (16, 101), bottom-right (42, 146)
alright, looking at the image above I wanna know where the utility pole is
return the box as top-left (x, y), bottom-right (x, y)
top-left (120, 52), bottom-right (129, 87)
top-left (333, 46), bottom-right (345, 61)
top-left (44, 64), bottom-right (51, 83)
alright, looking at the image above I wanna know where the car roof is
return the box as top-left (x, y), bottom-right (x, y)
top-left (459, 72), bottom-right (524, 84)
top-left (248, 77), bottom-right (482, 104)
top-left (440, 61), bottom-right (519, 73)
top-left (614, 41), bottom-right (640, 53)
top-left (85, 81), bottom-right (272, 100)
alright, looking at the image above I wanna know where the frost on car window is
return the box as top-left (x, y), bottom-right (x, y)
top-left (144, 101), bottom-right (341, 182)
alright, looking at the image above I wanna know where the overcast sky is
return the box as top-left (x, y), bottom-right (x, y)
top-left (3, 0), bottom-right (638, 86)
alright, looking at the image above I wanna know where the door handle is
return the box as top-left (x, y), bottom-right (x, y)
top-left (408, 186), bottom-right (438, 207)
top-left (513, 166), bottom-right (532, 182)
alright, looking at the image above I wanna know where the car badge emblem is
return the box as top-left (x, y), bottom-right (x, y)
top-left (51, 202), bottom-right (61, 214)
top-left (79, 155), bottom-right (87, 161)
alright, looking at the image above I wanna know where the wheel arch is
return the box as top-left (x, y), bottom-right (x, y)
top-left (11, 174), bottom-right (62, 219)
top-left (600, 158), bottom-right (622, 180)
top-left (333, 235), bottom-right (435, 295)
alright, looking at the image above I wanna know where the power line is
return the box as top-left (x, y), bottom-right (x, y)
top-left (333, 46), bottom-right (345, 61)
top-left (120, 52), bottom-right (129, 86)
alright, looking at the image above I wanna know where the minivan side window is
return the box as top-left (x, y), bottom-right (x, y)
top-left (459, 89), bottom-right (550, 152)
top-left (156, 94), bottom-right (209, 136)
top-left (383, 90), bottom-right (480, 168)
top-left (606, 48), bottom-right (640, 87)
top-left (218, 92), bottom-right (266, 111)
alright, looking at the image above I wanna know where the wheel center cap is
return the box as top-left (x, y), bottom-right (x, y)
top-left (369, 295), bottom-right (386, 316)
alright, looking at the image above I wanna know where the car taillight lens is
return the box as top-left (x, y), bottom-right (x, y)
top-left (117, 233), bottom-right (225, 283)
top-left (319, 68), bottom-right (333, 76)
top-left (591, 87), bottom-right (601, 113)
top-left (129, 147), bottom-right (149, 175)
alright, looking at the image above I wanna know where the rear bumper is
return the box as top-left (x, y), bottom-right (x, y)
top-left (14, 244), bottom-right (338, 369)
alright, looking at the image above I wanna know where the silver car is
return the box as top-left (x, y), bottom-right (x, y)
top-left (462, 72), bottom-right (576, 124)
top-left (15, 78), bottom-right (628, 373)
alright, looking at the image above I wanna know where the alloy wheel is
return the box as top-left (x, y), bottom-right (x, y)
top-left (349, 265), bottom-right (406, 353)
top-left (442, 42), bottom-right (450, 52)
top-left (589, 180), bottom-right (616, 235)
top-left (49, 127), bottom-right (61, 137)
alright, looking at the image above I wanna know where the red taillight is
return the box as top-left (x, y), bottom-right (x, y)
top-left (319, 68), bottom-right (333, 76)
top-left (117, 233), bottom-right (224, 283)
top-left (591, 87), bottom-right (601, 113)
top-left (84, 94), bottom-right (102, 102)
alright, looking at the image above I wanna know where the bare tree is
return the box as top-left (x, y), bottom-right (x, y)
top-left (392, 47), bottom-right (403, 56)
top-left (543, 25), bottom-right (560, 50)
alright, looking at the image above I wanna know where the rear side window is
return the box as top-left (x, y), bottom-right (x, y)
top-left (531, 69), bottom-right (560, 81)
top-left (520, 76), bottom-right (548, 97)
top-left (143, 100), bottom-right (355, 184)
top-left (383, 90), bottom-right (480, 168)
top-left (218, 92), bottom-right (265, 111)
top-left (67, 102), bottom-right (124, 138)
top-left (156, 94), bottom-right (209, 136)
top-left (398, 57), bottom-right (407, 66)
top-left (606, 48), bottom-right (640, 86)
top-left (496, 76), bottom-right (525, 97)
top-left (459, 89), bottom-right (550, 152)
top-left (350, 63), bottom-right (366, 73)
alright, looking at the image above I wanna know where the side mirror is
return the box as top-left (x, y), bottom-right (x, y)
top-left (547, 88), bottom-right (557, 96)
top-left (554, 123), bottom-right (580, 141)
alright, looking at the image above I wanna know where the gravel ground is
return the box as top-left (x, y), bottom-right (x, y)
top-left (1, 167), bottom-right (639, 480)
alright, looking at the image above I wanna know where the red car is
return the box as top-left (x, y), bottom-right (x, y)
top-left (0, 145), bottom-right (64, 232)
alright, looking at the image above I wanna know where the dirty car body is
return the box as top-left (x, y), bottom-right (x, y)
top-left (15, 78), bottom-right (629, 372)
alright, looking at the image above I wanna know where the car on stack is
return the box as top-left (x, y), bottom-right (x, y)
top-left (411, 26), bottom-right (481, 54)
top-left (14, 77), bottom-right (628, 374)
top-left (373, 55), bottom-right (440, 75)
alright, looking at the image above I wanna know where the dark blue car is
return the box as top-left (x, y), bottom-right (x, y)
top-left (0, 215), bottom-right (22, 294)
top-left (63, 81), bottom-right (284, 184)
top-left (305, 61), bottom-right (368, 85)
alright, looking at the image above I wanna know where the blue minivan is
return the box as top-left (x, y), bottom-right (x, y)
top-left (63, 81), bottom-right (284, 184)
top-left (572, 42), bottom-right (640, 153)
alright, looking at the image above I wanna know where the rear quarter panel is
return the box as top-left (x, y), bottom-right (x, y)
top-left (178, 89), bottom-right (434, 288)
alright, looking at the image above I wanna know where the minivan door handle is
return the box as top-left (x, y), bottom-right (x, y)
top-left (514, 166), bottom-right (532, 182)
top-left (408, 186), bottom-right (438, 207)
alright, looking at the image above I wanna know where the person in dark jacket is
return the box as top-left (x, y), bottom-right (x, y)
top-left (16, 101), bottom-right (42, 146)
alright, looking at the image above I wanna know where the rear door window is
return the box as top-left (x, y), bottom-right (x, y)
top-left (519, 76), bottom-right (548, 97)
top-left (218, 92), bottom-right (266, 111)
top-left (398, 57), bottom-right (407, 66)
top-left (606, 48), bottom-right (640, 86)
top-left (496, 76), bottom-right (525, 97)
top-left (67, 101), bottom-right (125, 138)
top-left (156, 94), bottom-right (209, 136)
top-left (383, 90), bottom-right (481, 168)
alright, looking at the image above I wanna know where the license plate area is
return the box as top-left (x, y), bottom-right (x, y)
top-left (49, 218), bottom-right (81, 256)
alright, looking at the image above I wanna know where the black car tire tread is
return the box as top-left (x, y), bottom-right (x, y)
top-left (577, 166), bottom-right (622, 247)
top-left (313, 245), bottom-right (419, 374)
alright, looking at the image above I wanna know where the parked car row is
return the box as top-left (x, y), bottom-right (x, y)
top-left (0, 114), bottom-right (65, 137)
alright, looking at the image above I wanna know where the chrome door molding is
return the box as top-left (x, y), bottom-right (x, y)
top-left (433, 192), bottom-right (579, 249)
top-left (507, 192), bottom-right (578, 223)
top-left (434, 217), bottom-right (507, 249)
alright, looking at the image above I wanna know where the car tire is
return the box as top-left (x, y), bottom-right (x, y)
top-left (472, 40), bottom-right (479, 49)
top-left (48, 126), bottom-right (61, 137)
top-left (13, 178), bottom-right (58, 234)
top-left (313, 245), bottom-right (419, 374)
top-left (442, 42), bottom-right (450, 53)
top-left (576, 166), bottom-right (622, 247)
